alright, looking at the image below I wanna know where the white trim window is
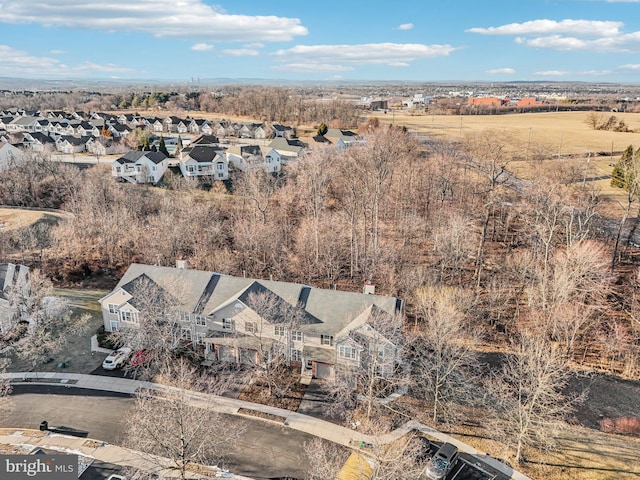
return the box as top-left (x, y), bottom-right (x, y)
top-left (107, 304), bottom-right (118, 314)
top-left (195, 315), bottom-right (207, 327)
top-left (180, 312), bottom-right (191, 322)
top-left (291, 331), bottom-right (304, 343)
top-left (196, 332), bottom-right (205, 345)
top-left (290, 348), bottom-right (302, 362)
top-left (245, 321), bottom-right (256, 333)
top-left (222, 318), bottom-right (234, 330)
top-left (321, 335), bottom-right (333, 346)
top-left (338, 345), bottom-right (357, 360)
top-left (274, 326), bottom-right (287, 337)
top-left (120, 310), bottom-right (138, 323)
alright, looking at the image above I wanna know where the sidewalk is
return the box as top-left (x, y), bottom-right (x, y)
top-left (1, 372), bottom-right (532, 480)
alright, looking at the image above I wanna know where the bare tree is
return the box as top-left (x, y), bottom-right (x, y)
top-left (126, 360), bottom-right (243, 480)
top-left (232, 290), bottom-right (306, 398)
top-left (302, 438), bottom-right (349, 480)
top-left (488, 331), bottom-right (576, 464)
top-left (410, 286), bottom-right (479, 423)
top-left (325, 308), bottom-right (405, 426)
top-left (12, 270), bottom-right (90, 372)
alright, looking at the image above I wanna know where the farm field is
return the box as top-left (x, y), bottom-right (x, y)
top-left (373, 110), bottom-right (640, 219)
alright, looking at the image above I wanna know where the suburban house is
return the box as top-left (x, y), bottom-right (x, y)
top-left (99, 263), bottom-right (403, 380)
top-left (267, 137), bottom-right (306, 161)
top-left (55, 135), bottom-right (91, 154)
top-left (226, 145), bottom-right (281, 173)
top-left (178, 145), bottom-right (229, 180)
top-left (0, 142), bottom-right (25, 169)
top-left (86, 137), bottom-right (122, 156)
top-left (111, 151), bottom-right (169, 184)
top-left (0, 263), bottom-right (30, 334)
top-left (22, 132), bottom-right (56, 152)
top-left (324, 128), bottom-right (359, 146)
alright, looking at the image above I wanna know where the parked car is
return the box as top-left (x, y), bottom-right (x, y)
top-left (130, 348), bottom-right (149, 366)
top-left (424, 442), bottom-right (459, 479)
top-left (102, 347), bottom-right (132, 370)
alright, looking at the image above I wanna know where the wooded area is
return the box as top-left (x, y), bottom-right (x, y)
top-left (1, 92), bottom-right (640, 475)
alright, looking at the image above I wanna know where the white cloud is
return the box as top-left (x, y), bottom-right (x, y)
top-left (398, 23), bottom-right (414, 31)
top-left (467, 19), bottom-right (622, 37)
top-left (273, 63), bottom-right (354, 73)
top-left (222, 49), bottom-right (259, 56)
top-left (244, 43), bottom-right (264, 49)
top-left (191, 43), bottom-right (213, 51)
top-left (469, 18), bottom-right (640, 53)
top-left (272, 43), bottom-right (457, 68)
top-left (580, 69), bottom-right (613, 76)
top-left (0, 44), bottom-right (134, 77)
top-left (49, 49), bottom-right (65, 54)
top-left (619, 63), bottom-right (640, 69)
top-left (486, 68), bottom-right (515, 75)
top-left (533, 70), bottom-right (569, 76)
top-left (0, 0), bottom-right (308, 42)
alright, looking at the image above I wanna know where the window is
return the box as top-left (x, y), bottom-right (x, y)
top-left (187, 165), bottom-right (195, 173)
top-left (291, 331), bottom-right (304, 342)
top-left (338, 345), bottom-right (357, 360)
top-left (195, 316), bottom-right (206, 327)
top-left (181, 328), bottom-right (192, 341)
top-left (217, 163), bottom-right (224, 171)
top-left (321, 335), bottom-right (333, 346)
top-left (196, 332), bottom-right (205, 345)
top-left (222, 318), bottom-right (233, 330)
top-left (290, 348), bottom-right (302, 362)
top-left (245, 321), bottom-right (256, 333)
top-left (120, 311), bottom-right (137, 323)
top-left (180, 312), bottom-right (191, 322)
top-left (274, 326), bottom-right (287, 337)
top-left (107, 304), bottom-right (118, 314)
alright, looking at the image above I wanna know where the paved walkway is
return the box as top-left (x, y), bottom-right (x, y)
top-left (1, 372), bottom-right (532, 480)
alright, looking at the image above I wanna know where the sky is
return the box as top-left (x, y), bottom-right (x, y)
top-left (0, 0), bottom-right (639, 83)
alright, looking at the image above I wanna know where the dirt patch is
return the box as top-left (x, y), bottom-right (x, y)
top-left (238, 376), bottom-right (307, 412)
top-left (0, 207), bottom-right (68, 231)
top-left (567, 373), bottom-right (640, 431)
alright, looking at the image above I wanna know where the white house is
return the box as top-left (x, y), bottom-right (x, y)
top-left (99, 263), bottom-right (403, 380)
top-left (226, 145), bottom-right (281, 173)
top-left (179, 145), bottom-right (229, 180)
top-left (0, 142), bottom-right (25, 170)
top-left (111, 151), bottom-right (169, 184)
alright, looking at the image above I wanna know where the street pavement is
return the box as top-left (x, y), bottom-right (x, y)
top-left (0, 372), bottom-right (532, 480)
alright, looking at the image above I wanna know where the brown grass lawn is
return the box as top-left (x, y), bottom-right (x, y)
top-left (0, 208), bottom-right (64, 232)
top-left (373, 111), bottom-right (640, 156)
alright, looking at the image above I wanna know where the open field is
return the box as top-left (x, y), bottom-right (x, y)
top-left (0, 207), bottom-right (70, 232)
top-left (373, 110), bottom-right (640, 157)
top-left (373, 110), bottom-right (640, 218)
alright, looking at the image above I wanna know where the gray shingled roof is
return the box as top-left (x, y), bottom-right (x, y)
top-left (108, 263), bottom-right (401, 337)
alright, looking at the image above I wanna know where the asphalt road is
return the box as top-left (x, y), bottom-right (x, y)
top-left (0, 385), bottom-right (320, 480)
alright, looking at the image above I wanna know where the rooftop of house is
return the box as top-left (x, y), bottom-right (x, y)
top-left (107, 263), bottom-right (401, 336)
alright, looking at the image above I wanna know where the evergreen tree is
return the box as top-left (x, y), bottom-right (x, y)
top-left (611, 145), bottom-right (635, 189)
top-left (317, 122), bottom-right (328, 136)
top-left (159, 136), bottom-right (169, 156)
top-left (176, 135), bottom-right (183, 155)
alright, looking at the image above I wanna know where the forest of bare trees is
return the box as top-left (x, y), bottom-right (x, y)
top-left (2, 111), bottom-right (640, 468)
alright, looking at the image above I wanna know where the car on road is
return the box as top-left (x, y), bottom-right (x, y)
top-left (102, 347), bottom-right (132, 370)
top-left (425, 442), bottom-right (459, 479)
